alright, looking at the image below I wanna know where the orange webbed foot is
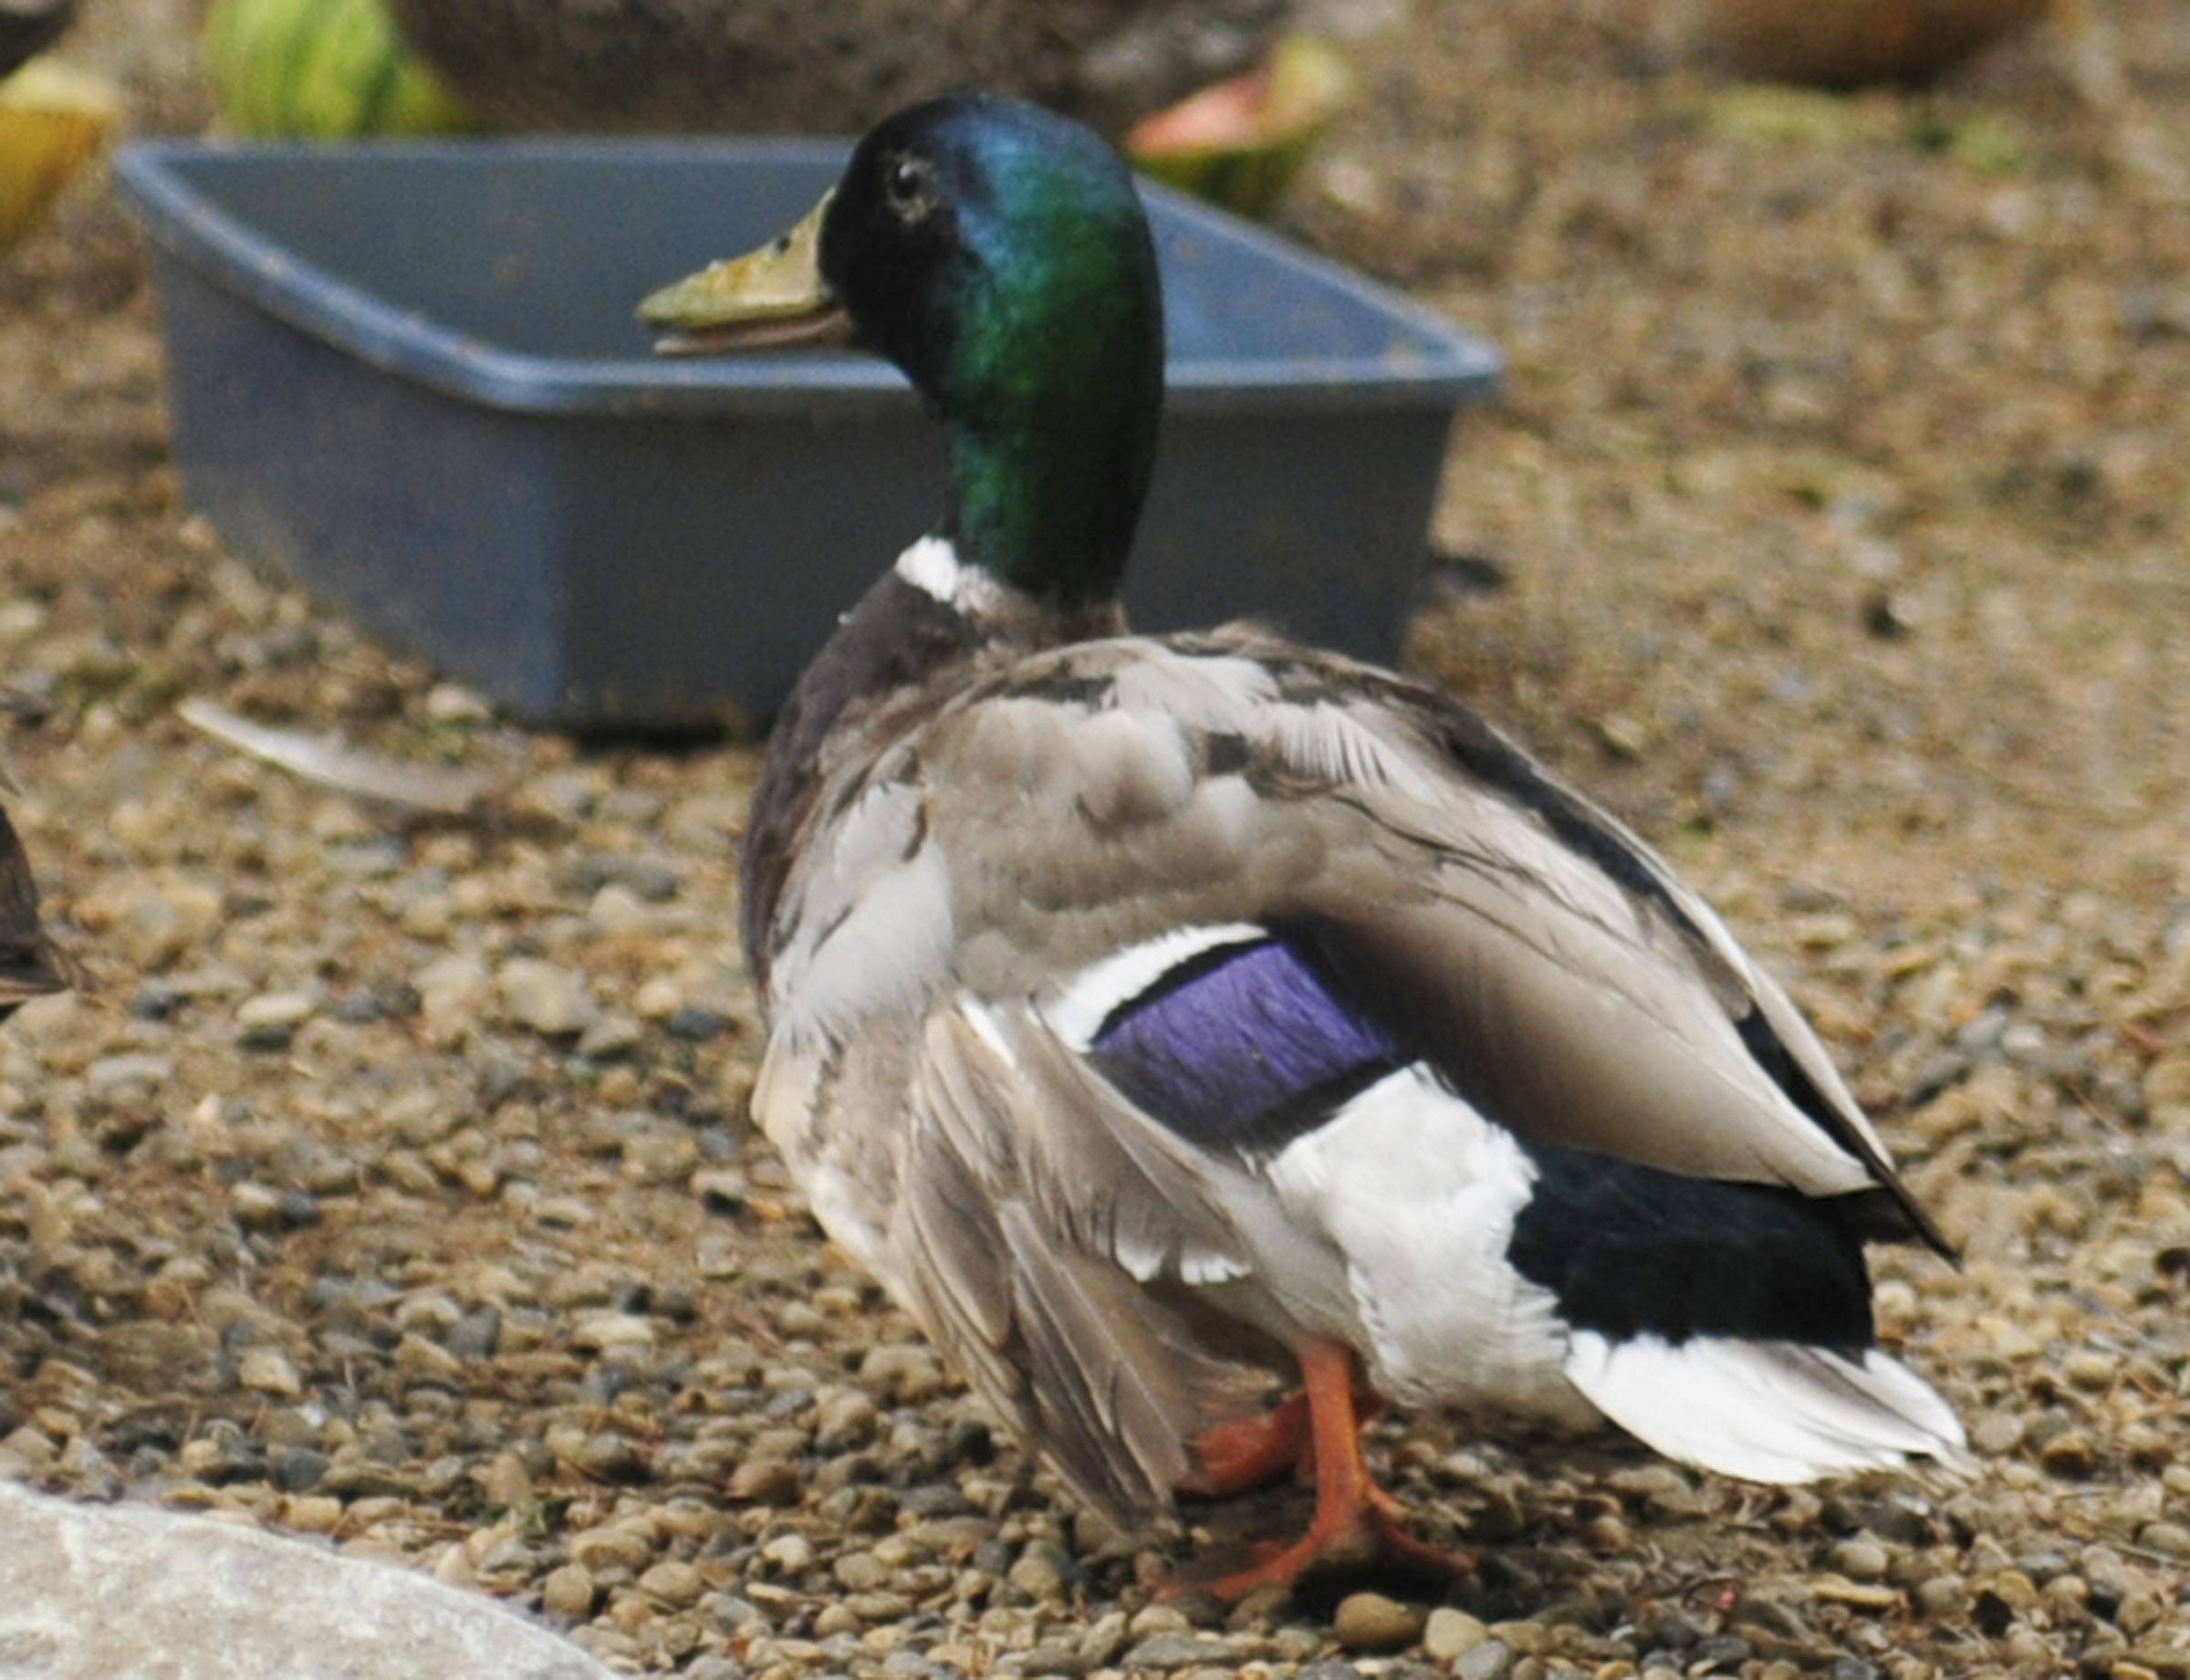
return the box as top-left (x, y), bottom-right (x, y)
top-left (1163, 1341), bottom-right (1474, 1603)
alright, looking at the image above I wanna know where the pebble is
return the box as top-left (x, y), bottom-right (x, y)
top-left (637, 1560), bottom-right (704, 1608)
top-left (541, 1562), bottom-right (599, 1617)
top-left (1833, 1538), bottom-right (1891, 1580)
top-left (2039, 1430), bottom-right (2099, 1477)
top-left (227, 1181), bottom-right (288, 1229)
top-left (2141, 1521), bottom-right (2190, 1559)
top-left (495, 957), bottom-right (599, 1037)
top-left (480, 1452), bottom-right (531, 1508)
top-left (664, 1007), bottom-right (733, 1042)
top-left (726, 1459), bottom-right (801, 1506)
top-left (273, 1446), bottom-right (328, 1493)
top-left (446, 1307), bottom-right (501, 1362)
top-left (88, 1051), bottom-right (176, 1090)
top-left (2119, 1654), bottom-right (2190, 1680)
top-left (1913, 1575), bottom-right (1971, 1618)
top-left (1335, 1591), bottom-right (1425, 1654)
top-left (2063, 1348), bottom-right (2118, 1388)
top-left (814, 1389), bottom-right (878, 1452)
top-left (577, 1014), bottom-right (643, 1060)
top-left (568, 1528), bottom-right (653, 1575)
top-left (569, 1312), bottom-right (653, 1355)
top-left (759, 1533), bottom-right (814, 1572)
top-left (1424, 1607), bottom-right (1491, 1661)
top-left (1811, 1577), bottom-right (1902, 1611)
top-left (2117, 1589), bottom-right (2165, 1636)
top-left (859, 1344), bottom-right (948, 1403)
top-left (424, 681), bottom-right (492, 722)
top-left (1488, 1621), bottom-right (1547, 1656)
top-left (283, 1496), bottom-right (343, 1534)
top-left (1004, 1549), bottom-right (1065, 1603)
top-left (237, 989), bottom-right (316, 1029)
top-left (1122, 1634), bottom-right (1234, 1671)
top-left (1456, 1640), bottom-right (1517, 1680)
top-left (833, 1550), bottom-right (890, 1593)
top-left (572, 854), bottom-right (681, 903)
top-left (1582, 1512), bottom-right (1629, 1550)
top-left (236, 1347), bottom-right (302, 1400)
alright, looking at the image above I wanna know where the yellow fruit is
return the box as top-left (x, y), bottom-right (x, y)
top-left (0, 57), bottom-right (119, 255)
top-left (202, 0), bottom-right (472, 140)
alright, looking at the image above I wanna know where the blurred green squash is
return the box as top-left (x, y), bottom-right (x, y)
top-left (203, 0), bottom-right (472, 139)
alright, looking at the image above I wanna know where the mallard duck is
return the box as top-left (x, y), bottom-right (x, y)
top-left (641, 95), bottom-right (1966, 1597)
top-left (0, 0), bottom-right (72, 84)
top-left (0, 800), bottom-right (63, 1022)
top-left (383, 0), bottom-right (1286, 138)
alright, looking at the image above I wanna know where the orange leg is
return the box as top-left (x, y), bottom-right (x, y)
top-left (1188, 1390), bottom-right (1312, 1497)
top-left (1189, 1381), bottom-right (1392, 1497)
top-left (1169, 1340), bottom-right (1475, 1603)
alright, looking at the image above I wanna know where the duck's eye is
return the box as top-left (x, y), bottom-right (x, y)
top-left (882, 156), bottom-right (933, 219)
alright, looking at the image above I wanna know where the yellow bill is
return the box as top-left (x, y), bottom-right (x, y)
top-left (639, 191), bottom-right (850, 355)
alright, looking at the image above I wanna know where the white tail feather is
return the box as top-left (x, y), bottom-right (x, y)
top-left (1566, 1332), bottom-right (1968, 1485)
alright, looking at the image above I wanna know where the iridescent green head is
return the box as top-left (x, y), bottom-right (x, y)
top-left (643, 95), bottom-right (1164, 610)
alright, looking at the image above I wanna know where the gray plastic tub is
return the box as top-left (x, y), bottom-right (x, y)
top-left (115, 140), bottom-right (1500, 729)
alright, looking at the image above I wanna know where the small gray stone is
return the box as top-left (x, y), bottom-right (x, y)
top-left (664, 1006), bottom-right (732, 1042)
top-left (446, 1307), bottom-right (502, 1361)
top-left (271, 1446), bottom-right (328, 1493)
top-left (1455, 1640), bottom-right (1516, 1680)
top-left (1123, 1634), bottom-right (1233, 1671)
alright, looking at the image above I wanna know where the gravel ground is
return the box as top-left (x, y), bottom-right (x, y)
top-left (5, 2), bottom-right (2190, 1676)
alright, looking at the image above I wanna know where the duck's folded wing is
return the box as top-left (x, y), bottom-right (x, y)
top-left (1278, 671), bottom-right (1945, 1250)
top-left (925, 636), bottom-right (1944, 1249)
top-left (785, 1000), bottom-right (1277, 1528)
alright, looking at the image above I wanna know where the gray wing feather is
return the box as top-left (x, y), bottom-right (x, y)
top-left (881, 1007), bottom-right (1273, 1526)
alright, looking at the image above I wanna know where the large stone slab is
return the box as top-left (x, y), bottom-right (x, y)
top-left (0, 1482), bottom-right (614, 1679)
